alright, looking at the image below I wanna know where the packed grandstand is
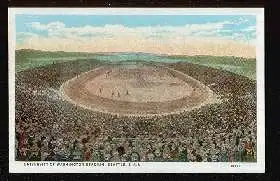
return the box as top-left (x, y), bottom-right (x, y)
top-left (15, 59), bottom-right (257, 162)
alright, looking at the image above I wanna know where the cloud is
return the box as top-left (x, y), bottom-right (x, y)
top-left (27, 21), bottom-right (65, 31)
top-left (16, 32), bottom-right (39, 43)
top-left (232, 17), bottom-right (252, 25)
top-left (17, 32), bottom-right (39, 38)
top-left (242, 25), bottom-right (256, 32)
top-left (25, 21), bottom-right (236, 39)
top-left (16, 34), bottom-right (256, 58)
top-left (16, 21), bottom-right (256, 58)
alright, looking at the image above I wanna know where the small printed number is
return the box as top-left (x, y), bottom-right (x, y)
top-left (230, 164), bottom-right (241, 167)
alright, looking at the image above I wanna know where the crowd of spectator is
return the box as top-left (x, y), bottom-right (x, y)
top-left (15, 61), bottom-right (257, 162)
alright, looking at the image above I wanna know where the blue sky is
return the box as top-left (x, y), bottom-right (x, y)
top-left (16, 15), bottom-right (256, 40)
top-left (16, 15), bottom-right (256, 28)
top-left (16, 15), bottom-right (256, 35)
top-left (15, 15), bottom-right (257, 57)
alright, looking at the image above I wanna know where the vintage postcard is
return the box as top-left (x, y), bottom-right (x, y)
top-left (8, 8), bottom-right (265, 173)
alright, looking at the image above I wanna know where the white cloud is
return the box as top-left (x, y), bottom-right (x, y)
top-left (17, 32), bottom-right (39, 37)
top-left (16, 32), bottom-right (39, 42)
top-left (16, 34), bottom-right (256, 58)
top-left (27, 21), bottom-right (65, 31)
top-left (16, 21), bottom-right (256, 58)
top-left (242, 25), bottom-right (256, 32)
top-left (233, 17), bottom-right (251, 25)
top-left (25, 21), bottom-right (234, 39)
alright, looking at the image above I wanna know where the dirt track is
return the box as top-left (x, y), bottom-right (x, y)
top-left (60, 64), bottom-right (218, 116)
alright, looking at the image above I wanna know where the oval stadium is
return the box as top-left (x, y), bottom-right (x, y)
top-left (15, 54), bottom-right (257, 162)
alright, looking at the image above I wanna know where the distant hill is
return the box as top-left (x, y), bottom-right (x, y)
top-left (16, 49), bottom-right (97, 61)
top-left (15, 49), bottom-right (256, 80)
top-left (167, 54), bottom-right (256, 61)
top-left (15, 49), bottom-right (102, 72)
top-left (15, 49), bottom-right (167, 60)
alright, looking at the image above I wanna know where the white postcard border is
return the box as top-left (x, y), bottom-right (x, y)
top-left (8, 8), bottom-right (265, 173)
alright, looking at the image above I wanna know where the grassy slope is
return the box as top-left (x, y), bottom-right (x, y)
top-left (15, 49), bottom-right (100, 72)
top-left (15, 49), bottom-right (256, 80)
top-left (166, 55), bottom-right (256, 80)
